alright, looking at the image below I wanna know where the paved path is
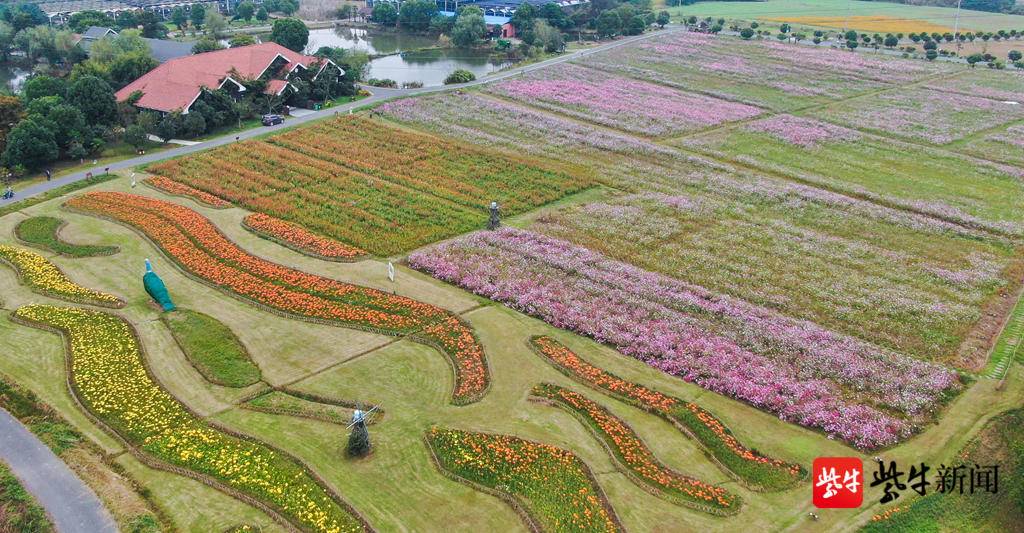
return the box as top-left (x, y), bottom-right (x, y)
top-left (0, 408), bottom-right (117, 533)
top-left (0, 28), bottom-right (677, 209)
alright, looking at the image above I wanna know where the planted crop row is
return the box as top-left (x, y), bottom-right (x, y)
top-left (65, 192), bottom-right (489, 404)
top-left (425, 427), bottom-right (621, 533)
top-left (12, 304), bottom-right (368, 533)
top-left (145, 176), bottom-right (231, 208)
top-left (146, 116), bottom-right (590, 255)
top-left (0, 244), bottom-right (124, 308)
top-left (531, 383), bottom-right (740, 514)
top-left (529, 336), bottom-right (803, 491)
top-left (243, 213), bottom-right (366, 261)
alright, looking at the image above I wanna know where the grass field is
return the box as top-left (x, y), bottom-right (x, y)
top-left (0, 28), bottom-right (1022, 533)
top-left (665, 0), bottom-right (1024, 33)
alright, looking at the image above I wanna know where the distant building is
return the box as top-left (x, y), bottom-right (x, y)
top-left (39, 0), bottom-right (247, 25)
top-left (115, 41), bottom-right (343, 114)
top-left (76, 26), bottom-right (194, 63)
top-left (436, 10), bottom-right (514, 38)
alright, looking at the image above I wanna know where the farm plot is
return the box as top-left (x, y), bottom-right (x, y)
top-left (410, 227), bottom-right (962, 450)
top-left (953, 122), bottom-right (1024, 168)
top-left (927, 70), bottom-right (1024, 104)
top-left (811, 88), bottom-right (1024, 145)
top-left (484, 63), bottom-right (763, 136)
top-left (573, 32), bottom-right (949, 110)
top-left (147, 116), bottom-right (589, 256)
top-left (677, 114), bottom-right (1024, 237)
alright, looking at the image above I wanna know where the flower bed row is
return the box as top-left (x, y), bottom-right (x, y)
top-left (243, 213), bottom-right (366, 261)
top-left (14, 216), bottom-right (119, 257)
top-left (0, 244), bottom-right (124, 308)
top-left (425, 427), bottom-right (621, 533)
top-left (531, 383), bottom-right (739, 514)
top-left (145, 176), bottom-right (231, 208)
top-left (65, 192), bottom-right (489, 404)
top-left (409, 228), bottom-right (962, 449)
top-left (12, 304), bottom-right (369, 533)
top-left (530, 336), bottom-right (802, 491)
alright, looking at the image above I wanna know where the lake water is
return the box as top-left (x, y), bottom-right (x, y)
top-left (305, 27), bottom-right (511, 86)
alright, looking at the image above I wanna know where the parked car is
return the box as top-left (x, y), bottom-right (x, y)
top-left (261, 114), bottom-right (284, 126)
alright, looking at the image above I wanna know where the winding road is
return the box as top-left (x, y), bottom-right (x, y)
top-left (0, 27), bottom-right (676, 209)
top-left (0, 408), bottom-right (117, 533)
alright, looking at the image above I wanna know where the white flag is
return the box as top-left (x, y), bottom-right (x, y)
top-left (387, 261), bottom-right (395, 283)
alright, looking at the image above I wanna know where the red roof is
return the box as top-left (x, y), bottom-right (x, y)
top-left (116, 42), bottom-right (323, 113)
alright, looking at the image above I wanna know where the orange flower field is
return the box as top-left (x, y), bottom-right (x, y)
top-left (426, 427), bottom-right (621, 533)
top-left (531, 383), bottom-right (739, 514)
top-left (530, 336), bottom-right (802, 490)
top-left (145, 176), bottom-right (231, 208)
top-left (145, 116), bottom-right (591, 255)
top-left (243, 213), bottom-right (366, 260)
top-left (65, 191), bottom-right (489, 404)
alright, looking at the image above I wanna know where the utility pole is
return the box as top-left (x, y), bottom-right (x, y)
top-left (952, 0), bottom-right (964, 53)
top-left (841, 0), bottom-right (853, 39)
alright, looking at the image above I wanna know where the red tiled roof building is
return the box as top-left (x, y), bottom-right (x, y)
top-left (115, 42), bottom-right (341, 114)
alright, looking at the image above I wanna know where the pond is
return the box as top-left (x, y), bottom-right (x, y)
top-left (305, 27), bottom-right (512, 87)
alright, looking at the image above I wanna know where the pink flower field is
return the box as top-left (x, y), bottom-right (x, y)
top-left (409, 228), bottom-right (962, 449)
top-left (487, 63), bottom-right (763, 136)
top-left (744, 115), bottom-right (862, 147)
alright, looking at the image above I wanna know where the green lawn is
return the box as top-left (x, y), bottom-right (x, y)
top-left (665, 0), bottom-right (1024, 33)
top-left (14, 216), bottom-right (119, 257)
top-left (0, 460), bottom-right (52, 533)
top-left (161, 308), bottom-right (263, 388)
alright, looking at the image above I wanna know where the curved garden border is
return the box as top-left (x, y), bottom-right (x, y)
top-left (242, 389), bottom-right (384, 426)
top-left (0, 249), bottom-right (126, 309)
top-left (528, 388), bottom-right (741, 517)
top-left (63, 200), bottom-right (491, 406)
top-left (159, 308), bottom-right (263, 389)
top-left (526, 336), bottom-right (805, 492)
top-left (143, 177), bottom-right (231, 209)
top-left (422, 428), bottom-right (626, 533)
top-left (10, 308), bottom-right (375, 533)
top-left (241, 215), bottom-right (368, 263)
top-left (14, 217), bottom-right (120, 258)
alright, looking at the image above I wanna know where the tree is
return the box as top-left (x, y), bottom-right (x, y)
top-left (780, 23), bottom-right (791, 34)
top-left (270, 18), bottom-right (309, 52)
top-left (123, 124), bottom-right (147, 151)
top-left (451, 7), bottom-right (486, 48)
top-left (66, 75), bottom-right (118, 125)
top-left (444, 69), bottom-right (476, 84)
top-left (926, 49), bottom-right (938, 61)
top-left (229, 33), bottom-right (256, 47)
top-left (1010, 50), bottom-right (1022, 62)
top-left (533, 19), bottom-right (564, 53)
top-left (539, 3), bottom-right (569, 30)
top-left (256, 6), bottom-right (269, 22)
top-left (170, 6), bottom-right (188, 29)
top-left (67, 10), bottom-right (115, 33)
top-left (740, 27), bottom-right (755, 40)
top-left (967, 53), bottom-right (986, 66)
top-left (155, 111), bottom-right (182, 142)
top-left (22, 76), bottom-right (66, 103)
top-left (370, 2), bottom-right (398, 26)
top-left (623, 15), bottom-right (646, 36)
top-left (596, 10), bottom-right (621, 39)
top-left (39, 104), bottom-right (87, 149)
top-left (235, 1), bottom-right (256, 21)
top-left (511, 2), bottom-right (536, 35)
top-left (846, 39), bottom-right (858, 50)
top-left (190, 4), bottom-right (206, 30)
top-left (2, 118), bottom-right (58, 171)
top-left (0, 95), bottom-right (23, 154)
top-left (205, 11), bottom-right (228, 38)
top-left (181, 112), bottom-right (206, 137)
top-left (398, 0), bottom-right (437, 32)
top-left (108, 51), bottom-right (157, 89)
top-left (844, 29), bottom-right (857, 41)
top-left (656, 11), bottom-right (670, 28)
top-left (192, 38), bottom-right (225, 54)
top-left (0, 21), bottom-right (13, 62)
top-left (137, 11), bottom-right (168, 38)
top-left (346, 421), bottom-right (370, 457)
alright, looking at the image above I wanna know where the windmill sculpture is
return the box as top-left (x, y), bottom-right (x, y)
top-left (346, 402), bottom-right (379, 458)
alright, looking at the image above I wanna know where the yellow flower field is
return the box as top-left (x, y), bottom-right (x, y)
top-left (0, 245), bottom-right (123, 307)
